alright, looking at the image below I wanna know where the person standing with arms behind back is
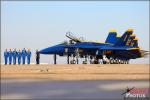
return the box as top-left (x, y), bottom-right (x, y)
top-left (17, 49), bottom-right (22, 65)
top-left (27, 49), bottom-right (32, 64)
top-left (36, 49), bottom-right (40, 64)
top-left (4, 49), bottom-right (9, 65)
top-left (22, 48), bottom-right (27, 65)
top-left (12, 48), bottom-right (17, 65)
top-left (8, 49), bottom-right (13, 65)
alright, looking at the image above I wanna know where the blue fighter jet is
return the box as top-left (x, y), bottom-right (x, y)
top-left (39, 29), bottom-right (149, 64)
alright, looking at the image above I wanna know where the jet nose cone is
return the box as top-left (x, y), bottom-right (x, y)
top-left (39, 45), bottom-right (65, 54)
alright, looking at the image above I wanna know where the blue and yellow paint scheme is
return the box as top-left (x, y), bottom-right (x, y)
top-left (39, 29), bottom-right (148, 62)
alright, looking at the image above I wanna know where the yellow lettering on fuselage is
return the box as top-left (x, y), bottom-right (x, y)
top-left (104, 50), bottom-right (112, 54)
top-left (124, 35), bottom-right (128, 41)
top-left (131, 42), bottom-right (134, 46)
top-left (126, 39), bottom-right (131, 45)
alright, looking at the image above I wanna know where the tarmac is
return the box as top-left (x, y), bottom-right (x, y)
top-left (1, 79), bottom-right (149, 99)
top-left (1, 64), bottom-right (149, 99)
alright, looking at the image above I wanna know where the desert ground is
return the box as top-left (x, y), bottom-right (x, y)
top-left (1, 64), bottom-right (149, 80)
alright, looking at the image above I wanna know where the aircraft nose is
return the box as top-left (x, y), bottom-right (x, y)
top-left (39, 45), bottom-right (65, 54)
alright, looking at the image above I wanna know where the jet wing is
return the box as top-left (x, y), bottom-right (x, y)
top-left (68, 45), bottom-right (99, 49)
top-left (99, 46), bottom-right (139, 50)
top-left (67, 45), bottom-right (137, 51)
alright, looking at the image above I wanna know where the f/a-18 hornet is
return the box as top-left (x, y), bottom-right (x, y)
top-left (39, 29), bottom-right (149, 64)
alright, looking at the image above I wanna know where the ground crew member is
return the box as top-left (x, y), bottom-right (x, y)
top-left (12, 49), bottom-right (17, 65)
top-left (27, 49), bottom-right (31, 64)
top-left (17, 49), bottom-right (22, 65)
top-left (36, 49), bottom-right (40, 64)
top-left (4, 49), bottom-right (9, 65)
top-left (22, 48), bottom-right (27, 64)
top-left (8, 49), bottom-right (13, 65)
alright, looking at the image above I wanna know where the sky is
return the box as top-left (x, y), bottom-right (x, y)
top-left (1, 1), bottom-right (149, 64)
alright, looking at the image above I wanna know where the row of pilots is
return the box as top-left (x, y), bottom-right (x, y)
top-left (4, 48), bottom-right (31, 65)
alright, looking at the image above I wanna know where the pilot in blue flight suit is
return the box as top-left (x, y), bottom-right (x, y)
top-left (27, 49), bottom-right (31, 64)
top-left (4, 49), bottom-right (9, 65)
top-left (22, 48), bottom-right (27, 64)
top-left (8, 49), bottom-right (13, 65)
top-left (12, 49), bottom-right (17, 65)
top-left (17, 49), bottom-right (22, 65)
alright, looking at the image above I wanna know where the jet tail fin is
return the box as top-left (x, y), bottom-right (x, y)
top-left (105, 29), bottom-right (120, 44)
top-left (114, 29), bottom-right (133, 46)
top-left (128, 34), bottom-right (136, 46)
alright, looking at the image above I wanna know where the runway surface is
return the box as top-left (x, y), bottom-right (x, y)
top-left (1, 79), bottom-right (149, 99)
